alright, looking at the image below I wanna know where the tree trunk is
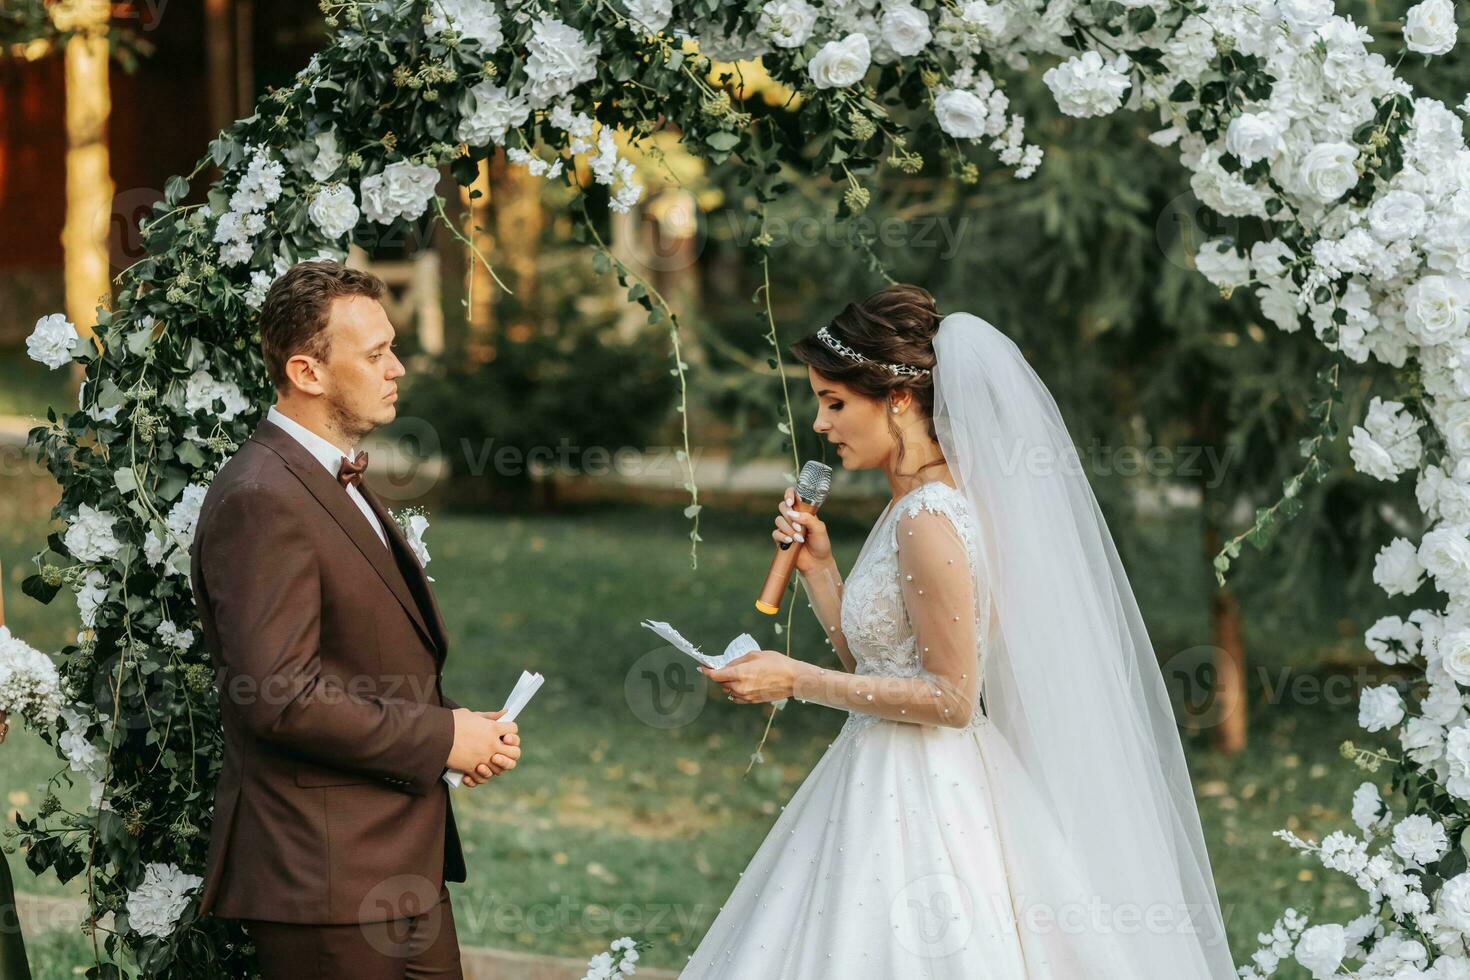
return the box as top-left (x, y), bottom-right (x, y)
top-left (459, 158), bottom-right (495, 365)
top-left (61, 11), bottom-right (113, 347)
top-left (1198, 401), bottom-right (1248, 754)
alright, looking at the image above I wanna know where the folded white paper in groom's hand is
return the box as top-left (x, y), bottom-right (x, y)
top-left (640, 620), bottom-right (760, 670)
top-left (444, 669), bottom-right (543, 789)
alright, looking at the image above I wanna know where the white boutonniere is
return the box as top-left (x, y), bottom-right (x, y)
top-left (390, 506), bottom-right (434, 582)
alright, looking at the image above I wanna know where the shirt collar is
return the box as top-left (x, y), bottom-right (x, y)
top-left (266, 404), bottom-right (357, 476)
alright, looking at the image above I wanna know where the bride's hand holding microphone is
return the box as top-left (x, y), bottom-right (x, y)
top-left (701, 487), bottom-right (830, 703)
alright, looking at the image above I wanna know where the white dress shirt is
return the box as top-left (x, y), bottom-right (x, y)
top-left (266, 405), bottom-right (388, 548)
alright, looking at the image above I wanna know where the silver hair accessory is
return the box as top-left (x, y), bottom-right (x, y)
top-left (816, 324), bottom-right (932, 378)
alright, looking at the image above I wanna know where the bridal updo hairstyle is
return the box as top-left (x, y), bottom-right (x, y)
top-left (789, 283), bottom-right (945, 476)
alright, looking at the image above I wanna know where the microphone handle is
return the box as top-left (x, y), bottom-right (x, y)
top-left (756, 496), bottom-right (818, 615)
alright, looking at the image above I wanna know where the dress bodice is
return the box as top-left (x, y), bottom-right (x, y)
top-left (838, 480), bottom-right (991, 733)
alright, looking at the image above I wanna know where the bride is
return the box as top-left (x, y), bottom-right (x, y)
top-left (684, 285), bottom-right (1237, 978)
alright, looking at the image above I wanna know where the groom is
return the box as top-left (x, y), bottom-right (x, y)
top-left (189, 261), bottom-right (522, 979)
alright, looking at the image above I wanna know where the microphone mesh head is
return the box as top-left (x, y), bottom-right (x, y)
top-left (796, 460), bottom-right (835, 506)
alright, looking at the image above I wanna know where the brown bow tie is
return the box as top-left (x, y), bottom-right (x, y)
top-left (337, 451), bottom-right (369, 488)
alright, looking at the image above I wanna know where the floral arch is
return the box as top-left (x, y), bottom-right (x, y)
top-left (7, 0), bottom-right (1470, 975)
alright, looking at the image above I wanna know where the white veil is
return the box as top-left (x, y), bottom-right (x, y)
top-left (932, 312), bottom-right (1237, 977)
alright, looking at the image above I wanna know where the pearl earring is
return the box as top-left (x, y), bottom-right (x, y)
top-left (891, 406), bottom-right (900, 413)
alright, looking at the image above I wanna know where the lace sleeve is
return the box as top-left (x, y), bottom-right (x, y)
top-left (792, 504), bottom-right (980, 728)
top-left (797, 562), bottom-right (855, 672)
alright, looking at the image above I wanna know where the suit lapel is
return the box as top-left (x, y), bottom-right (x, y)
top-left (360, 484), bottom-right (450, 661)
top-left (250, 418), bottom-right (439, 658)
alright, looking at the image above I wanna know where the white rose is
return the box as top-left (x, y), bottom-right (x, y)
top-left (1405, 275), bottom-right (1470, 346)
top-left (1405, 0), bottom-right (1457, 56)
top-left (1374, 537), bottom-right (1424, 596)
top-left (1275, 0), bottom-right (1334, 33)
top-left (1225, 112), bottom-right (1284, 166)
top-left (1421, 525), bottom-right (1470, 595)
top-left (360, 161), bottom-right (440, 225)
top-left (881, 4), bottom-right (932, 57)
top-left (27, 313), bottom-right (80, 370)
top-left (306, 129), bottom-right (342, 182)
top-left (1439, 873), bottom-right (1470, 932)
top-left (934, 88), bottom-right (989, 139)
top-left (623, 0), bottom-right (672, 33)
top-left (1367, 189), bottom-right (1428, 243)
top-left (759, 0), bottom-right (817, 48)
top-left (808, 34), bottom-right (871, 89)
top-left (1194, 240), bottom-right (1251, 292)
top-left (1295, 142), bottom-right (1360, 204)
top-left (1043, 51), bottom-right (1131, 118)
top-left (308, 184), bottom-right (359, 240)
top-left (1438, 626), bottom-right (1470, 685)
top-left (1294, 923), bottom-right (1346, 980)
top-left (1392, 814), bottom-right (1450, 865)
top-left (457, 80), bottom-right (531, 147)
top-left (1358, 684), bottom-right (1405, 732)
top-left (64, 503), bottom-right (122, 564)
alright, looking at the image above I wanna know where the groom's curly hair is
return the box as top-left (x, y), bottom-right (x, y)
top-left (259, 260), bottom-right (386, 392)
top-left (789, 283), bottom-right (945, 478)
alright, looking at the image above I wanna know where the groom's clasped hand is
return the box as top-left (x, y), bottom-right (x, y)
top-left (447, 707), bottom-right (523, 788)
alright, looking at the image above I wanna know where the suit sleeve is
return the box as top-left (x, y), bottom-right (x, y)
top-left (200, 482), bottom-right (456, 795)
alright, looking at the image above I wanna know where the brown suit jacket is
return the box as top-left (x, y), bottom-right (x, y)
top-left (189, 415), bottom-right (466, 924)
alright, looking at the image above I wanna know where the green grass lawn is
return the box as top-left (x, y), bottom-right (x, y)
top-left (0, 470), bottom-right (1390, 976)
top-left (0, 348), bottom-right (74, 422)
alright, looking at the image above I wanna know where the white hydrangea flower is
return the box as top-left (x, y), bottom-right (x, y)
top-left (124, 862), bottom-right (204, 940)
top-left (360, 160), bottom-right (441, 225)
top-left (308, 184), bottom-right (359, 241)
top-left (184, 364), bottom-right (251, 420)
top-left (426, 0), bottom-right (504, 49)
top-left (622, 0), bottom-right (671, 33)
top-left (75, 569), bottom-right (108, 628)
top-left (243, 269), bottom-right (276, 310)
top-left (1347, 397), bottom-right (1423, 481)
top-left (65, 503), bottom-right (122, 564)
top-left (1445, 724), bottom-right (1470, 798)
top-left (0, 625), bottom-right (62, 726)
top-left (1295, 922), bottom-right (1347, 979)
top-left (1437, 872), bottom-right (1470, 931)
top-left (1043, 51), bottom-right (1131, 118)
top-left (1276, 0), bottom-right (1335, 34)
top-left (457, 80), bottom-right (531, 147)
top-left (808, 33), bottom-right (871, 89)
top-left (155, 619), bottom-right (195, 652)
top-left (524, 16), bottom-right (601, 108)
top-left (1358, 684), bottom-right (1405, 732)
top-left (27, 313), bottom-right (81, 370)
top-left (1404, 0), bottom-right (1457, 56)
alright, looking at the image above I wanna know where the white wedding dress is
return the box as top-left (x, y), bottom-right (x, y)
top-left (681, 480), bottom-right (1139, 978)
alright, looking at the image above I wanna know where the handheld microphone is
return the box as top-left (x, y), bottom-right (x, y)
top-left (756, 460), bottom-right (835, 615)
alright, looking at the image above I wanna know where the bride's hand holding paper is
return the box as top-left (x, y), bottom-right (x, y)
top-left (701, 650), bottom-right (809, 704)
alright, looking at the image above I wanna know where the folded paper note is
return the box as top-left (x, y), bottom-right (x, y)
top-left (640, 619), bottom-right (760, 670)
top-left (444, 670), bottom-right (544, 788)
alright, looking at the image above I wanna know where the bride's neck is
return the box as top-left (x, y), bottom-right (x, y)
top-left (883, 438), bottom-right (952, 500)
